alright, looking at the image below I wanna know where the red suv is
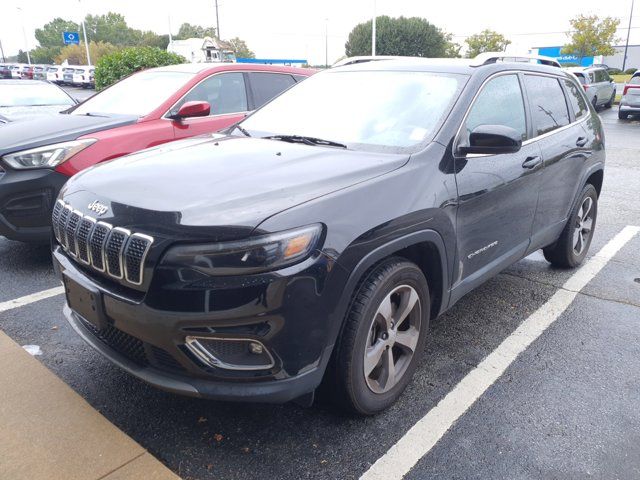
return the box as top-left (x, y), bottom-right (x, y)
top-left (0, 63), bottom-right (313, 242)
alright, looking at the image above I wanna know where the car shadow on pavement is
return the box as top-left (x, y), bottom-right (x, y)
top-left (0, 239), bottom-right (53, 271)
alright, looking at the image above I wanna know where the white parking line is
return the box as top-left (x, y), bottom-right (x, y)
top-left (361, 225), bottom-right (640, 480)
top-left (0, 286), bottom-right (64, 314)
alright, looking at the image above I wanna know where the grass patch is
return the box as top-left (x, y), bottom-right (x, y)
top-left (611, 74), bottom-right (632, 83)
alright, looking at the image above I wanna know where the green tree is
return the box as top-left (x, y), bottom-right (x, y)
top-left (17, 50), bottom-right (29, 63)
top-left (95, 46), bottom-right (184, 90)
top-left (54, 41), bottom-right (120, 65)
top-left (226, 37), bottom-right (255, 58)
top-left (561, 15), bottom-right (620, 61)
top-left (175, 23), bottom-right (216, 40)
top-left (465, 30), bottom-right (511, 58)
top-left (30, 46), bottom-right (63, 64)
top-left (139, 31), bottom-right (170, 50)
top-left (345, 16), bottom-right (449, 58)
top-left (84, 12), bottom-right (141, 46)
top-left (35, 18), bottom-right (80, 47)
top-left (443, 32), bottom-right (462, 58)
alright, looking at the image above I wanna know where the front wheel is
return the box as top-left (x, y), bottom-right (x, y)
top-left (619, 110), bottom-right (629, 120)
top-left (331, 257), bottom-right (430, 415)
top-left (543, 184), bottom-right (598, 268)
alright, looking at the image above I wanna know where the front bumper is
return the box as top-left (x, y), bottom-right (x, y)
top-left (53, 244), bottom-right (345, 403)
top-left (0, 167), bottom-right (68, 243)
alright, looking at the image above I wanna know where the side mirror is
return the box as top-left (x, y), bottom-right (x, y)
top-left (172, 101), bottom-right (210, 120)
top-left (458, 124), bottom-right (522, 155)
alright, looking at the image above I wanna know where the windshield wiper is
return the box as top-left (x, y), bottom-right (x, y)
top-left (262, 135), bottom-right (347, 149)
top-left (232, 124), bottom-right (251, 137)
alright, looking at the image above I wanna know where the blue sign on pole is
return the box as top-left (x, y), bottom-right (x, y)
top-left (62, 32), bottom-right (80, 45)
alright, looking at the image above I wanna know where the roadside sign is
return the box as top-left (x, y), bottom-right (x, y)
top-left (63, 32), bottom-right (80, 45)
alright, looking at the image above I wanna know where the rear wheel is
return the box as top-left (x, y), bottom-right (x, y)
top-left (543, 184), bottom-right (598, 268)
top-left (331, 257), bottom-right (430, 415)
top-left (618, 109), bottom-right (629, 120)
top-left (605, 90), bottom-right (616, 108)
top-left (591, 96), bottom-right (598, 110)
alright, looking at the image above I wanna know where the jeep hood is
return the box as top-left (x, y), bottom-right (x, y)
top-left (62, 135), bottom-right (409, 235)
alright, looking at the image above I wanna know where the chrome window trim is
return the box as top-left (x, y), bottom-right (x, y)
top-left (453, 70), bottom-right (592, 159)
top-left (184, 336), bottom-right (275, 371)
top-left (105, 227), bottom-right (131, 279)
top-left (124, 233), bottom-right (154, 285)
top-left (89, 221), bottom-right (113, 273)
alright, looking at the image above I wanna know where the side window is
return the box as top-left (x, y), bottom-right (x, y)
top-left (524, 75), bottom-right (570, 137)
top-left (602, 70), bottom-right (611, 82)
top-left (175, 72), bottom-right (247, 116)
top-left (249, 73), bottom-right (296, 108)
top-left (563, 79), bottom-right (588, 119)
top-left (464, 74), bottom-right (527, 142)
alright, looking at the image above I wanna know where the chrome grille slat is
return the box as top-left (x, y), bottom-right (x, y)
top-left (52, 201), bottom-right (154, 286)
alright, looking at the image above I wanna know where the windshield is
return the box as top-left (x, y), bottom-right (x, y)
top-left (240, 70), bottom-right (466, 151)
top-left (72, 70), bottom-right (194, 116)
top-left (0, 82), bottom-right (74, 107)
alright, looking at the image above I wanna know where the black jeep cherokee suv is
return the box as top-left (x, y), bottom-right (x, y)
top-left (52, 57), bottom-right (604, 414)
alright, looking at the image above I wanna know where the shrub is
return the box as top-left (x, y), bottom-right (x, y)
top-left (95, 46), bottom-right (185, 90)
top-left (624, 68), bottom-right (637, 75)
top-left (607, 68), bottom-right (622, 75)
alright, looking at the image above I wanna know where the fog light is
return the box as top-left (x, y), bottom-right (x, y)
top-left (184, 336), bottom-right (275, 371)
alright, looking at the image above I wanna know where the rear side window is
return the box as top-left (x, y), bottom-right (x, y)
top-left (630, 75), bottom-right (640, 85)
top-left (524, 75), bottom-right (570, 137)
top-left (574, 73), bottom-right (587, 85)
top-left (563, 79), bottom-right (588, 119)
top-left (178, 72), bottom-right (248, 116)
top-left (249, 73), bottom-right (296, 108)
top-left (464, 74), bottom-right (527, 141)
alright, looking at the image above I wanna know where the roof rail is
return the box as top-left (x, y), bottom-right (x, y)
top-left (471, 52), bottom-right (561, 68)
top-left (332, 55), bottom-right (406, 68)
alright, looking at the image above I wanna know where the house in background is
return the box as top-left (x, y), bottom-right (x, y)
top-left (167, 37), bottom-right (236, 63)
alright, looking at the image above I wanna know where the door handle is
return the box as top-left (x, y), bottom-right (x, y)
top-left (576, 136), bottom-right (588, 147)
top-left (522, 156), bottom-right (542, 169)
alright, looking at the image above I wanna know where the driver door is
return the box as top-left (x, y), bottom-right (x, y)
top-left (452, 73), bottom-right (542, 297)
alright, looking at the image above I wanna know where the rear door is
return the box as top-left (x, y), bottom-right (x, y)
top-left (453, 73), bottom-right (542, 292)
top-left (526, 74), bottom-right (592, 250)
top-left (171, 72), bottom-right (249, 139)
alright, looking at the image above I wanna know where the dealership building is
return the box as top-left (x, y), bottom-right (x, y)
top-left (529, 45), bottom-right (640, 69)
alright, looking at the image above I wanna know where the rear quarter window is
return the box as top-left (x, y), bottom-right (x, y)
top-left (563, 79), bottom-right (589, 119)
top-left (524, 75), bottom-right (570, 136)
top-left (249, 73), bottom-right (296, 108)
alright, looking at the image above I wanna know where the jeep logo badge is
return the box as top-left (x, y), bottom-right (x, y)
top-left (87, 200), bottom-right (109, 216)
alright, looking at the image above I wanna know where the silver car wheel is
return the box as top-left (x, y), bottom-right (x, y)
top-left (573, 197), bottom-right (594, 255)
top-left (363, 285), bottom-right (421, 394)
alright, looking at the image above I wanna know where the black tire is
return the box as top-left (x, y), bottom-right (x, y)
top-left (618, 110), bottom-right (628, 120)
top-left (330, 257), bottom-right (430, 415)
top-left (591, 96), bottom-right (598, 110)
top-left (543, 184), bottom-right (598, 268)
top-left (605, 91), bottom-right (615, 108)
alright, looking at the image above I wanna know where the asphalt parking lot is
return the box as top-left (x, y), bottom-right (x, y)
top-left (1, 108), bottom-right (639, 479)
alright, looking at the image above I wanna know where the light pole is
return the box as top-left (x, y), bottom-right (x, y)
top-left (325, 18), bottom-right (328, 68)
top-left (215, 0), bottom-right (220, 38)
top-left (622, 0), bottom-right (635, 71)
top-left (0, 38), bottom-right (5, 63)
top-left (16, 7), bottom-right (31, 64)
top-left (79, 0), bottom-right (91, 65)
top-left (372, 0), bottom-right (376, 56)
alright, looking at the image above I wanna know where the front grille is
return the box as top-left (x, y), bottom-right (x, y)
top-left (53, 200), bottom-right (154, 286)
top-left (79, 317), bottom-right (148, 367)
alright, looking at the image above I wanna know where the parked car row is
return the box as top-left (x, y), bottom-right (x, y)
top-left (0, 64), bottom-right (95, 88)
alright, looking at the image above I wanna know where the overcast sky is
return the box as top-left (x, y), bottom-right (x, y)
top-left (1, 0), bottom-right (637, 64)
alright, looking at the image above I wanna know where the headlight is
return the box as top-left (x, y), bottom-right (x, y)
top-left (2, 138), bottom-right (96, 169)
top-left (163, 224), bottom-right (324, 276)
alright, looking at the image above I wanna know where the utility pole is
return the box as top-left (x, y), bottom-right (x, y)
top-left (215, 0), bottom-right (220, 38)
top-left (622, 0), bottom-right (635, 71)
top-left (78, 0), bottom-right (91, 65)
top-left (17, 7), bottom-right (31, 64)
top-left (0, 39), bottom-right (5, 63)
top-left (372, 0), bottom-right (376, 56)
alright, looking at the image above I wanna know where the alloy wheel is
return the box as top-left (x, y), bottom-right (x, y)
top-left (573, 197), bottom-right (594, 255)
top-left (363, 285), bottom-right (422, 394)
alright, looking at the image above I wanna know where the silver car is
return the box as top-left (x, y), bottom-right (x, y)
top-left (619, 72), bottom-right (640, 120)
top-left (566, 66), bottom-right (616, 109)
